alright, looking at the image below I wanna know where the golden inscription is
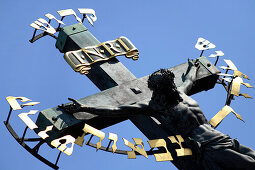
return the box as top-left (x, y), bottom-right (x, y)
top-left (231, 77), bottom-right (243, 96)
top-left (123, 138), bottom-right (148, 159)
top-left (234, 70), bottom-right (249, 80)
top-left (18, 110), bottom-right (39, 130)
top-left (38, 125), bottom-right (53, 139)
top-left (51, 135), bottom-right (76, 156)
top-left (6, 96), bottom-right (32, 110)
top-left (64, 37), bottom-right (139, 75)
top-left (147, 139), bottom-right (173, 161)
top-left (168, 135), bottom-right (192, 157)
top-left (57, 9), bottom-right (82, 23)
top-left (75, 133), bottom-right (86, 147)
top-left (83, 124), bottom-right (105, 150)
top-left (209, 105), bottom-right (243, 128)
top-left (108, 133), bottom-right (118, 153)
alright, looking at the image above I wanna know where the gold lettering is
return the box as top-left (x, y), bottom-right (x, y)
top-left (57, 9), bottom-right (82, 23)
top-left (83, 124), bottom-right (105, 150)
top-left (147, 139), bottom-right (173, 161)
top-left (31, 18), bottom-right (56, 34)
top-left (78, 8), bottom-right (97, 26)
top-left (51, 135), bottom-right (75, 156)
top-left (209, 105), bottom-right (244, 128)
top-left (117, 38), bottom-right (130, 51)
top-left (6, 96), bottom-right (31, 110)
top-left (101, 43), bottom-right (115, 56)
top-left (231, 77), bottom-right (243, 96)
top-left (45, 13), bottom-right (65, 25)
top-left (168, 135), bottom-right (192, 157)
top-left (75, 133), bottom-right (86, 147)
top-left (108, 133), bottom-right (118, 153)
top-left (239, 93), bottom-right (252, 98)
top-left (123, 138), bottom-right (148, 159)
top-left (18, 110), bottom-right (38, 130)
top-left (241, 82), bottom-right (253, 88)
top-left (234, 70), bottom-right (249, 80)
top-left (38, 125), bottom-right (53, 139)
top-left (82, 48), bottom-right (106, 61)
top-left (104, 42), bottom-right (122, 53)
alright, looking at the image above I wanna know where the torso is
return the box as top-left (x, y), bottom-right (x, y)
top-left (149, 90), bottom-right (208, 137)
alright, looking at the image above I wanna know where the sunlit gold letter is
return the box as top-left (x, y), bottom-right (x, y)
top-left (108, 133), bottom-right (118, 153)
top-left (57, 9), bottom-right (82, 23)
top-left (30, 18), bottom-right (56, 34)
top-left (83, 124), bottom-right (105, 150)
top-left (51, 135), bottom-right (75, 156)
top-left (123, 138), bottom-right (148, 159)
top-left (168, 135), bottom-right (192, 157)
top-left (78, 8), bottom-right (97, 26)
top-left (209, 105), bottom-right (244, 128)
top-left (147, 139), bottom-right (173, 161)
top-left (6, 96), bottom-right (31, 110)
top-left (38, 125), bottom-right (53, 139)
top-left (18, 110), bottom-right (38, 130)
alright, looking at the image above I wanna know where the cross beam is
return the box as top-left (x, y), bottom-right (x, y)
top-left (35, 23), bottom-right (220, 169)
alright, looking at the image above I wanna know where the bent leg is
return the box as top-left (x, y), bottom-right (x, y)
top-left (206, 148), bottom-right (255, 170)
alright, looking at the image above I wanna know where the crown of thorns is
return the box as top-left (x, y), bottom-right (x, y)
top-left (148, 69), bottom-right (175, 90)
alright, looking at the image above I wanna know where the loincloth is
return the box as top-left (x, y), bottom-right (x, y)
top-left (190, 124), bottom-right (233, 151)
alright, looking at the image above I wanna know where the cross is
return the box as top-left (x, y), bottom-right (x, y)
top-left (34, 22), bottom-right (220, 169)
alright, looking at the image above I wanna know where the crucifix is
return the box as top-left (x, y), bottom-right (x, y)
top-left (33, 17), bottom-right (220, 170)
top-left (21, 8), bottom-right (254, 170)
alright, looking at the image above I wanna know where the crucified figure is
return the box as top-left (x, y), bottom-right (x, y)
top-left (59, 59), bottom-right (255, 170)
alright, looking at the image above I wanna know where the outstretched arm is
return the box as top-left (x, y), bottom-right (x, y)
top-left (59, 98), bottom-right (153, 117)
top-left (178, 59), bottom-right (199, 94)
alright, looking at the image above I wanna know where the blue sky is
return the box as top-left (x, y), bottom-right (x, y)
top-left (1, 1), bottom-right (255, 170)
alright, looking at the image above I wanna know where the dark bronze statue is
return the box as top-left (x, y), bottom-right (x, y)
top-left (60, 60), bottom-right (255, 169)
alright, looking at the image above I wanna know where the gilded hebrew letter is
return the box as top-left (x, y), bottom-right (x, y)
top-left (21, 102), bottom-right (40, 107)
top-left (234, 70), bottom-right (249, 80)
top-left (147, 139), bottom-right (173, 161)
top-left (209, 50), bottom-right (224, 58)
top-left (231, 77), bottom-right (243, 96)
top-left (195, 37), bottom-right (216, 50)
top-left (18, 110), bottom-right (38, 130)
top-left (209, 105), bottom-right (244, 128)
top-left (222, 59), bottom-right (238, 70)
top-left (168, 135), bottom-right (192, 157)
top-left (6, 96), bottom-right (31, 110)
top-left (82, 124), bottom-right (105, 150)
top-left (57, 9), bottom-right (82, 23)
top-left (51, 135), bottom-right (75, 156)
top-left (45, 13), bottom-right (65, 25)
top-left (38, 125), bottom-right (53, 139)
top-left (78, 8), bottom-right (97, 26)
top-left (123, 138), bottom-right (148, 159)
top-left (75, 133), bottom-right (86, 147)
top-left (30, 18), bottom-right (56, 34)
top-left (241, 82), bottom-right (253, 88)
top-left (231, 76), bottom-right (253, 96)
top-left (108, 133), bottom-right (118, 153)
top-left (239, 93), bottom-right (252, 98)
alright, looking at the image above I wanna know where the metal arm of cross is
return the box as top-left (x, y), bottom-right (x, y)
top-left (34, 22), bottom-right (220, 169)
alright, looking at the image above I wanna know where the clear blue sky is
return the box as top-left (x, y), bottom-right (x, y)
top-left (1, 1), bottom-right (255, 170)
